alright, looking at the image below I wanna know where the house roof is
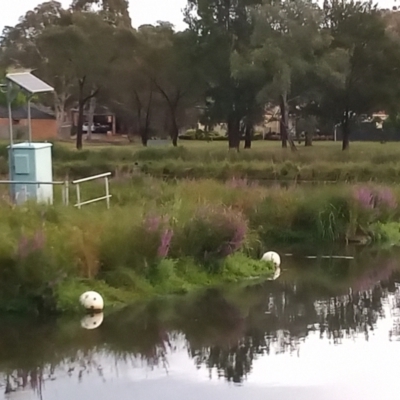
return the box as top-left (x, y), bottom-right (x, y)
top-left (0, 104), bottom-right (55, 120)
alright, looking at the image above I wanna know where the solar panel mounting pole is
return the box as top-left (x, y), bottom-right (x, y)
top-left (2, 81), bottom-right (16, 147)
top-left (27, 95), bottom-right (32, 143)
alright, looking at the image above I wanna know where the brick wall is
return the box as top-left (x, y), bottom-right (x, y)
top-left (0, 118), bottom-right (57, 140)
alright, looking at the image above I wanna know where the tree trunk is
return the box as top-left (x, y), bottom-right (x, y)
top-left (54, 96), bottom-right (66, 137)
top-left (86, 96), bottom-right (96, 141)
top-left (279, 93), bottom-right (297, 152)
top-left (244, 121), bottom-right (253, 149)
top-left (342, 111), bottom-right (350, 150)
top-left (76, 101), bottom-right (84, 150)
top-left (228, 115), bottom-right (240, 151)
top-left (171, 118), bottom-right (179, 147)
top-left (76, 78), bottom-right (98, 150)
top-left (141, 90), bottom-right (153, 147)
top-left (279, 94), bottom-right (288, 149)
top-left (305, 131), bottom-right (313, 147)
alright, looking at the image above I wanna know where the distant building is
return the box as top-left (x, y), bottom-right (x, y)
top-left (0, 104), bottom-right (57, 140)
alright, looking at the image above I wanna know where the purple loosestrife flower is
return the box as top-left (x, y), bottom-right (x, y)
top-left (227, 177), bottom-right (248, 189)
top-left (377, 187), bottom-right (397, 209)
top-left (227, 177), bottom-right (259, 189)
top-left (157, 229), bottom-right (174, 258)
top-left (33, 230), bottom-right (45, 251)
top-left (354, 187), bottom-right (374, 209)
top-left (220, 217), bottom-right (247, 256)
top-left (144, 215), bottom-right (162, 233)
top-left (17, 230), bottom-right (46, 259)
top-left (17, 235), bottom-right (30, 259)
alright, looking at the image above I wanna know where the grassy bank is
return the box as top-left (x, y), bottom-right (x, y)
top-left (2, 140), bottom-right (400, 182)
top-left (1, 174), bottom-right (400, 315)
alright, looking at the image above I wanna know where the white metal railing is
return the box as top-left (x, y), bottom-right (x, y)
top-left (0, 180), bottom-right (69, 205)
top-left (72, 172), bottom-right (112, 209)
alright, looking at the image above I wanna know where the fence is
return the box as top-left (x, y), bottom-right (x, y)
top-left (0, 179), bottom-right (69, 205)
top-left (0, 172), bottom-right (111, 209)
top-left (72, 172), bottom-right (111, 209)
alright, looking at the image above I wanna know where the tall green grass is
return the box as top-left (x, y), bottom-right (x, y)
top-left (2, 141), bottom-right (400, 182)
top-left (0, 174), bottom-right (399, 315)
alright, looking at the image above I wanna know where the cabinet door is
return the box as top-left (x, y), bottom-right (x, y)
top-left (14, 154), bottom-right (30, 175)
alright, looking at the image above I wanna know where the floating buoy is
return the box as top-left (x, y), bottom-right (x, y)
top-left (261, 251), bottom-right (281, 267)
top-left (268, 266), bottom-right (281, 281)
top-left (79, 291), bottom-right (104, 311)
top-left (81, 313), bottom-right (104, 330)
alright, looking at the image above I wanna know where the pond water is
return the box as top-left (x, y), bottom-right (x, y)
top-left (2, 245), bottom-right (400, 400)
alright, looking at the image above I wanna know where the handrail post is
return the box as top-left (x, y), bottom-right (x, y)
top-left (76, 183), bottom-right (81, 209)
top-left (105, 176), bottom-right (110, 209)
top-left (65, 180), bottom-right (69, 206)
top-left (71, 172), bottom-right (111, 209)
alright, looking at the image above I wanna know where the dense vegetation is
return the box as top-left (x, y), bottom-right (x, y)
top-left (2, 0), bottom-right (400, 150)
top-left (0, 160), bottom-right (400, 314)
top-left (3, 141), bottom-right (400, 183)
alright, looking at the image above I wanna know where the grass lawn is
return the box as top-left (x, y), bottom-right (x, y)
top-left (2, 138), bottom-right (400, 182)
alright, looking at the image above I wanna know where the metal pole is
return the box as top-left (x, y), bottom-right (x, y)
top-left (65, 180), bottom-right (69, 206)
top-left (27, 97), bottom-right (32, 143)
top-left (6, 82), bottom-right (14, 147)
top-left (7, 84), bottom-right (14, 202)
top-left (76, 183), bottom-right (81, 209)
top-left (7, 101), bottom-right (13, 147)
top-left (105, 176), bottom-right (110, 209)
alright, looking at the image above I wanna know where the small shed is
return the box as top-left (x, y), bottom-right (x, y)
top-left (0, 104), bottom-right (57, 140)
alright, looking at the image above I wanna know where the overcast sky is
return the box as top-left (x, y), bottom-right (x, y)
top-left (0, 0), bottom-right (398, 33)
top-left (0, 0), bottom-right (188, 32)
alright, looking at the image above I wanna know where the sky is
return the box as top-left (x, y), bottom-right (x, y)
top-left (0, 0), bottom-right (188, 33)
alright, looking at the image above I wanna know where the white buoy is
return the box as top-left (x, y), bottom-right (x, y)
top-left (79, 291), bottom-right (104, 311)
top-left (81, 313), bottom-right (104, 330)
top-left (261, 251), bottom-right (281, 267)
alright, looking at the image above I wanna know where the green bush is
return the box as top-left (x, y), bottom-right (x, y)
top-left (178, 205), bottom-right (248, 272)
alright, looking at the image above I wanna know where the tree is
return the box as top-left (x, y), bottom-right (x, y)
top-left (70, 0), bottom-right (131, 27)
top-left (139, 23), bottom-right (204, 146)
top-left (105, 25), bottom-right (158, 146)
top-left (251, 0), bottom-right (326, 150)
top-left (36, 11), bottom-right (135, 149)
top-left (0, 1), bottom-right (75, 135)
top-left (318, 0), bottom-right (400, 150)
top-left (185, 0), bottom-right (263, 150)
top-left (230, 51), bottom-right (267, 148)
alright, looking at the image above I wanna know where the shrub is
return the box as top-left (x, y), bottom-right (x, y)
top-left (178, 205), bottom-right (248, 272)
top-left (99, 211), bottom-right (174, 276)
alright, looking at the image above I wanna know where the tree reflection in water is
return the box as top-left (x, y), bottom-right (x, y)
top-left (2, 248), bottom-right (400, 395)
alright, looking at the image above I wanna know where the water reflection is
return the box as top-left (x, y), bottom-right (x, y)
top-left (2, 246), bottom-right (400, 398)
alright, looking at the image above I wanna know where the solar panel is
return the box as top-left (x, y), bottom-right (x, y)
top-left (6, 72), bottom-right (54, 94)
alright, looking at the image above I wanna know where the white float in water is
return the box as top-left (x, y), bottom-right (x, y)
top-left (261, 251), bottom-right (281, 267)
top-left (79, 291), bottom-right (104, 311)
top-left (81, 313), bottom-right (104, 330)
